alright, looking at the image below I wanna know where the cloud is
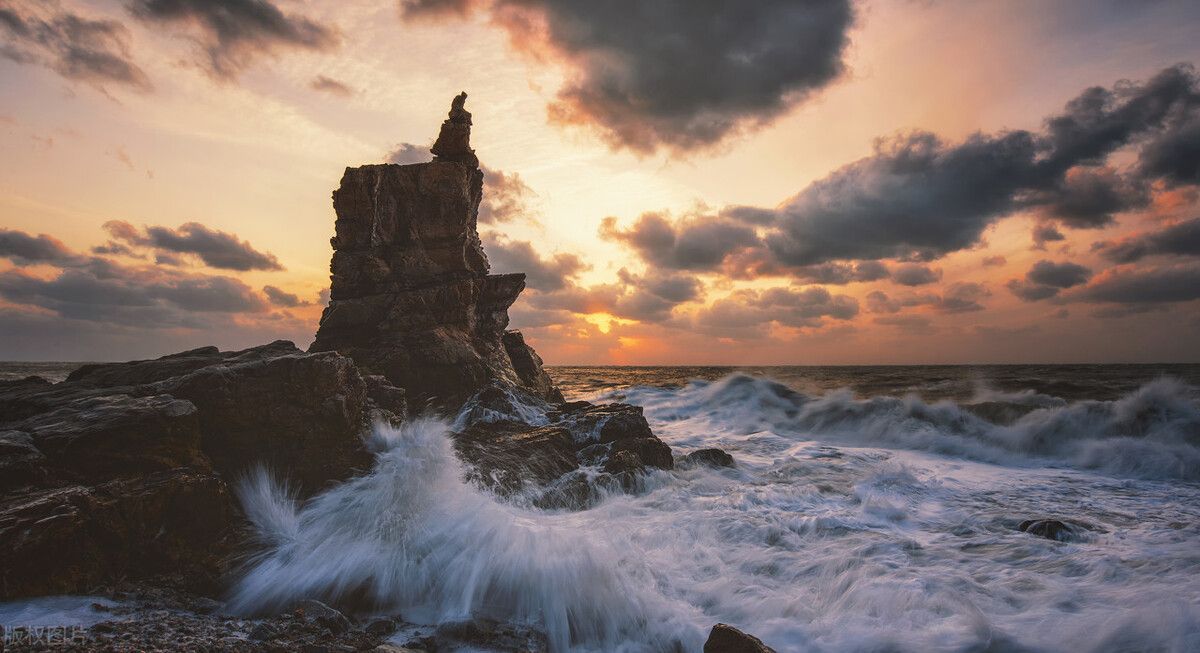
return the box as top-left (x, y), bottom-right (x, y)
top-left (479, 166), bottom-right (534, 224)
top-left (1032, 223), bottom-right (1066, 248)
top-left (1031, 167), bottom-right (1148, 228)
top-left (981, 255), bottom-right (1007, 267)
top-left (890, 263), bottom-right (941, 286)
top-left (1078, 263), bottom-right (1200, 304)
top-left (310, 74), bottom-right (353, 96)
top-left (385, 142), bottom-right (428, 165)
top-left (482, 234), bottom-right (586, 291)
top-left (127, 0), bottom-right (339, 79)
top-left (262, 284), bottom-right (307, 307)
top-left (0, 228), bottom-right (82, 265)
top-left (1093, 217), bottom-right (1200, 262)
top-left (934, 282), bottom-right (989, 313)
top-left (1007, 259), bottom-right (1093, 301)
top-left (600, 211), bottom-right (759, 271)
top-left (610, 269), bottom-right (703, 323)
top-left (0, 261), bottom-right (267, 327)
top-left (692, 285), bottom-right (858, 337)
top-left (874, 314), bottom-right (935, 334)
top-left (399, 0), bottom-right (854, 154)
top-left (1139, 114), bottom-right (1200, 187)
top-left (103, 220), bottom-right (283, 271)
top-left (743, 65), bottom-right (1200, 266)
top-left (0, 0), bottom-right (152, 91)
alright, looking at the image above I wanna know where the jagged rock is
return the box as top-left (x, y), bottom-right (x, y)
top-left (297, 600), bottom-right (351, 636)
top-left (0, 469), bottom-right (235, 599)
top-left (550, 401), bottom-right (656, 443)
top-left (454, 422), bottom-right (579, 496)
top-left (681, 448), bottom-right (736, 469)
top-left (704, 623), bottom-right (777, 653)
top-left (309, 94), bottom-right (561, 407)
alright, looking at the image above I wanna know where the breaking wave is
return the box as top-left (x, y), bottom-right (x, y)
top-left (610, 374), bottom-right (1200, 481)
top-left (229, 417), bottom-right (699, 652)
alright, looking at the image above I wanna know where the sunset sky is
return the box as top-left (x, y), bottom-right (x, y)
top-left (2, 0), bottom-right (1200, 363)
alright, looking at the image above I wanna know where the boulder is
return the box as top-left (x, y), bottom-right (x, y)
top-left (1018, 519), bottom-right (1079, 541)
top-left (704, 623), bottom-right (777, 653)
top-left (681, 448), bottom-right (736, 469)
top-left (309, 94), bottom-right (561, 408)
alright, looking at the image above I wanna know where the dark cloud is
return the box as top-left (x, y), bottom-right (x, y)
top-left (482, 235), bottom-right (586, 292)
top-left (600, 212), bottom-right (759, 271)
top-left (399, 0), bottom-right (854, 154)
top-left (1094, 217), bottom-right (1200, 262)
top-left (0, 262), bottom-right (267, 327)
top-left (609, 269), bottom-right (702, 323)
top-left (127, 0), bottom-right (338, 79)
top-left (310, 74), bottom-right (353, 96)
top-left (890, 263), bottom-right (941, 286)
top-left (1028, 260), bottom-right (1092, 288)
top-left (1139, 114), bottom-right (1200, 187)
top-left (743, 66), bottom-right (1200, 266)
top-left (262, 284), bottom-right (306, 307)
top-left (91, 240), bottom-right (138, 257)
top-left (103, 220), bottom-right (283, 271)
top-left (981, 255), bottom-right (1007, 267)
top-left (0, 228), bottom-right (82, 265)
top-left (1078, 263), bottom-right (1200, 304)
top-left (1008, 259), bottom-right (1093, 301)
top-left (1032, 223), bottom-right (1066, 248)
top-left (0, 1), bottom-right (151, 91)
top-left (1032, 167), bottom-right (1149, 228)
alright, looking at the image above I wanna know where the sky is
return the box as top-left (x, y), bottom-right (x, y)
top-left (1, 0), bottom-right (1199, 364)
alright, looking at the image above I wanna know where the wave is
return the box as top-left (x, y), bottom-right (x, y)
top-left (229, 417), bottom-right (700, 652)
top-left (609, 374), bottom-right (1200, 481)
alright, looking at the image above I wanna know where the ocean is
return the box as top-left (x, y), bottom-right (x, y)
top-left (5, 363), bottom-right (1200, 651)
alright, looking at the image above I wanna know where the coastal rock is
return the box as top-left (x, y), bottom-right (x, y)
top-left (148, 350), bottom-right (373, 495)
top-left (0, 469), bottom-right (235, 598)
top-left (704, 623), bottom-right (778, 653)
top-left (12, 394), bottom-right (206, 483)
top-left (681, 448), bottom-right (736, 469)
top-left (309, 94), bottom-right (560, 407)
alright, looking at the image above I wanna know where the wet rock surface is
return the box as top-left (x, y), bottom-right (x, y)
top-left (1018, 518), bottom-right (1086, 541)
top-left (681, 447), bottom-right (736, 469)
top-left (309, 94), bottom-right (559, 407)
top-left (704, 623), bottom-right (778, 653)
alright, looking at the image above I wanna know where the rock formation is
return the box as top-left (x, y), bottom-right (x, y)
top-left (704, 623), bottom-right (778, 653)
top-left (309, 93), bottom-right (560, 407)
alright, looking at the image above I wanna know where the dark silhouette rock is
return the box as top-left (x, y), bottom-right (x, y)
top-left (704, 623), bottom-right (777, 653)
top-left (431, 91), bottom-right (479, 167)
top-left (681, 448), bottom-right (736, 469)
top-left (309, 94), bottom-right (560, 408)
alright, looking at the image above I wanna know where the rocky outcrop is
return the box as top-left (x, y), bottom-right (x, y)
top-left (680, 448), bottom-right (736, 469)
top-left (704, 624), bottom-right (778, 653)
top-left (453, 384), bottom-right (673, 507)
top-left (309, 94), bottom-right (560, 407)
top-left (0, 341), bottom-right (386, 599)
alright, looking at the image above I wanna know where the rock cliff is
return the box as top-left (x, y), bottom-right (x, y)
top-left (309, 93), bottom-right (561, 407)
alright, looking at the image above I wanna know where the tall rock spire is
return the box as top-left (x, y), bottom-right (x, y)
top-left (309, 94), bottom-right (560, 407)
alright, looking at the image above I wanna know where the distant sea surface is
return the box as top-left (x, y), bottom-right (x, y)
top-left (5, 361), bottom-right (1200, 651)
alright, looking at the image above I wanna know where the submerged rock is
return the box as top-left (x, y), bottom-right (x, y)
top-left (681, 448), bottom-right (736, 469)
top-left (1019, 518), bottom-right (1080, 541)
top-left (309, 94), bottom-right (560, 407)
top-left (704, 623), bottom-right (778, 653)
